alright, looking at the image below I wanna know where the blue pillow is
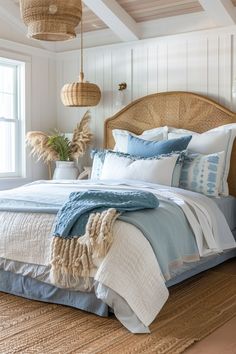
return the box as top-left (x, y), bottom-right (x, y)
top-left (127, 134), bottom-right (192, 157)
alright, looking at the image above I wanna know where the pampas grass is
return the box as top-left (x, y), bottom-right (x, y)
top-left (26, 111), bottom-right (93, 162)
top-left (70, 111), bottom-right (93, 159)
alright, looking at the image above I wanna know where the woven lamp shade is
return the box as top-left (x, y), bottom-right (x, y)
top-left (61, 82), bottom-right (101, 107)
top-left (19, 0), bottom-right (82, 41)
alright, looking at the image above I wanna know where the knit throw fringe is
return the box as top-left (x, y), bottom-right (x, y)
top-left (50, 208), bottom-right (119, 289)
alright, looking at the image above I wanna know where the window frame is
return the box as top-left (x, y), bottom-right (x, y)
top-left (0, 56), bottom-right (27, 179)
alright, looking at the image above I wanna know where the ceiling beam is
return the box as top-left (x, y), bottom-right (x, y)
top-left (56, 11), bottom-right (218, 53)
top-left (82, 0), bottom-right (139, 41)
top-left (199, 0), bottom-right (236, 26)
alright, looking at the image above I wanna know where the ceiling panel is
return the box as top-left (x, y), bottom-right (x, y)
top-left (12, 0), bottom-right (107, 33)
top-left (117, 0), bottom-right (203, 22)
top-left (82, 5), bottom-right (107, 33)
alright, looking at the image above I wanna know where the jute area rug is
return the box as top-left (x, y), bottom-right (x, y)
top-left (0, 264), bottom-right (236, 354)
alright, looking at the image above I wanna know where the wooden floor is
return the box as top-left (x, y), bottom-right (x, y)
top-left (185, 259), bottom-right (236, 354)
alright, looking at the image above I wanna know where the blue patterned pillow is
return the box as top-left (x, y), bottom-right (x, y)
top-left (179, 152), bottom-right (225, 196)
top-left (90, 150), bottom-right (106, 179)
top-left (127, 134), bottom-right (192, 157)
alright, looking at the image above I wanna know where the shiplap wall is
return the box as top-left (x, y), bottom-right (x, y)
top-left (30, 53), bottom-right (57, 180)
top-left (56, 30), bottom-right (235, 165)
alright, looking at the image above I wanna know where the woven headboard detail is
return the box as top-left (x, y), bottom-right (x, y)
top-left (104, 91), bottom-right (236, 197)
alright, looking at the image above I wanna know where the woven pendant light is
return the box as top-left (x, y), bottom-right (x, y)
top-left (19, 0), bottom-right (82, 41)
top-left (61, 17), bottom-right (101, 107)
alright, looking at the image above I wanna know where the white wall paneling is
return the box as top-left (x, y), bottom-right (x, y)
top-left (1, 26), bottom-right (235, 188)
top-left (147, 46), bottom-right (158, 94)
top-left (218, 34), bottom-right (232, 108)
top-left (207, 36), bottom-right (220, 102)
top-left (187, 38), bottom-right (208, 94)
top-left (167, 41), bottom-right (187, 92)
top-left (132, 45), bottom-right (148, 100)
top-left (30, 54), bottom-right (57, 181)
top-left (56, 30), bottom-right (234, 153)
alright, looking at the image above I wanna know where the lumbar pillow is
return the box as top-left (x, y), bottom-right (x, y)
top-left (127, 134), bottom-right (192, 157)
top-left (112, 126), bottom-right (168, 153)
top-left (100, 150), bottom-right (183, 186)
top-left (168, 127), bottom-right (232, 196)
top-left (179, 151), bottom-right (225, 197)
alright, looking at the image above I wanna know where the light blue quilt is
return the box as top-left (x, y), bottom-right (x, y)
top-left (0, 184), bottom-right (199, 280)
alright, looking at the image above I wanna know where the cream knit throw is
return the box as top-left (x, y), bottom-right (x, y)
top-left (50, 208), bottom-right (119, 288)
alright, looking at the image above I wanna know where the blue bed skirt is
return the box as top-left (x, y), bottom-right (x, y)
top-left (0, 248), bottom-right (235, 317)
top-left (0, 269), bottom-right (109, 317)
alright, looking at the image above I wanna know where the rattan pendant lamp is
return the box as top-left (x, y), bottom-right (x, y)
top-left (19, 0), bottom-right (82, 41)
top-left (61, 17), bottom-right (101, 107)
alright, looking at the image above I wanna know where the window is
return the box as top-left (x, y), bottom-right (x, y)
top-left (0, 58), bottom-right (25, 178)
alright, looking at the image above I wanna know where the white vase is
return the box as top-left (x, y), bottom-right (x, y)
top-left (53, 161), bottom-right (79, 180)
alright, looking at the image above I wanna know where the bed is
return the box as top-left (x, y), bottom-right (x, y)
top-left (0, 91), bottom-right (235, 333)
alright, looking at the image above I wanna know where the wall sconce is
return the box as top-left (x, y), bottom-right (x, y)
top-left (115, 82), bottom-right (127, 108)
top-left (118, 82), bottom-right (127, 91)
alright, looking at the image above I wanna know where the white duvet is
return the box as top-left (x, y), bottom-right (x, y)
top-left (0, 179), bottom-right (235, 333)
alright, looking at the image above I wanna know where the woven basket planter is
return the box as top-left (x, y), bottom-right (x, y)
top-left (61, 82), bottom-right (101, 107)
top-left (20, 0), bottom-right (82, 41)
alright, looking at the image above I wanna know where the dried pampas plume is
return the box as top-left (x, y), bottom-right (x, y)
top-left (70, 111), bottom-right (93, 159)
top-left (26, 131), bottom-right (59, 162)
top-left (26, 111), bottom-right (93, 162)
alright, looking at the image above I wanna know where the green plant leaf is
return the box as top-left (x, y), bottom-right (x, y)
top-left (47, 134), bottom-right (71, 161)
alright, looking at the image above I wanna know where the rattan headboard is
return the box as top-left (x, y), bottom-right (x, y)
top-left (104, 91), bottom-right (236, 197)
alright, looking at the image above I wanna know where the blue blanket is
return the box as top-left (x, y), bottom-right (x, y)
top-left (53, 189), bottom-right (199, 279)
top-left (0, 183), bottom-right (199, 279)
top-left (54, 190), bottom-right (159, 237)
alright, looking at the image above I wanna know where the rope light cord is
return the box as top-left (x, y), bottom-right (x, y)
top-left (79, 15), bottom-right (84, 83)
top-left (60, 7), bottom-right (101, 107)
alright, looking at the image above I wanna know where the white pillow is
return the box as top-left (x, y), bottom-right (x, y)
top-left (100, 151), bottom-right (179, 186)
top-left (179, 152), bottom-right (225, 197)
top-left (209, 123), bottom-right (236, 195)
top-left (113, 126), bottom-right (168, 153)
top-left (167, 127), bottom-right (232, 195)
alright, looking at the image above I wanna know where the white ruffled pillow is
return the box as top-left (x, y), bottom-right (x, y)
top-left (100, 151), bottom-right (180, 186)
top-left (113, 126), bottom-right (168, 153)
top-left (167, 127), bottom-right (233, 196)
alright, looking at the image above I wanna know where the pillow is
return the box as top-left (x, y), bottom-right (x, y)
top-left (90, 150), bottom-right (106, 179)
top-left (209, 124), bottom-right (236, 196)
top-left (127, 134), bottom-right (192, 157)
top-left (91, 149), bottom-right (185, 187)
top-left (113, 126), bottom-right (168, 153)
top-left (100, 150), bottom-right (182, 186)
top-left (167, 127), bottom-right (232, 196)
top-left (179, 151), bottom-right (225, 197)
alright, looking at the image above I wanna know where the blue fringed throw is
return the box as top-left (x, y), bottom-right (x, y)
top-left (51, 190), bottom-right (159, 288)
top-left (54, 190), bottom-right (159, 237)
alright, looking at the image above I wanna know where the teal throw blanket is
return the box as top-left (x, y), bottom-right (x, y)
top-left (54, 190), bottom-right (159, 237)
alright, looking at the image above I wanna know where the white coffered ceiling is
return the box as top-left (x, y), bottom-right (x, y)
top-left (0, 0), bottom-right (236, 52)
